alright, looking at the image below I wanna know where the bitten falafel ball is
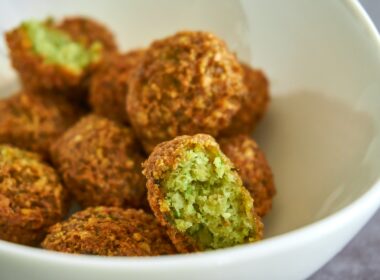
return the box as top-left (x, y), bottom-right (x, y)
top-left (221, 64), bottom-right (270, 136)
top-left (42, 207), bottom-right (176, 256)
top-left (143, 134), bottom-right (263, 253)
top-left (219, 135), bottom-right (275, 217)
top-left (127, 31), bottom-right (247, 153)
top-left (50, 115), bottom-right (146, 208)
top-left (0, 145), bottom-right (68, 246)
top-left (89, 50), bottom-right (144, 123)
top-left (5, 17), bottom-right (117, 100)
top-left (0, 91), bottom-right (84, 159)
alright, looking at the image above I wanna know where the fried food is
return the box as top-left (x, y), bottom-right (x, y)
top-left (50, 115), bottom-right (146, 208)
top-left (89, 50), bottom-right (144, 123)
top-left (0, 145), bottom-right (68, 245)
top-left (57, 17), bottom-right (117, 52)
top-left (41, 207), bottom-right (176, 256)
top-left (219, 135), bottom-right (275, 217)
top-left (221, 64), bottom-right (270, 136)
top-left (0, 91), bottom-right (83, 159)
top-left (143, 134), bottom-right (263, 253)
top-left (127, 31), bottom-right (247, 152)
top-left (5, 17), bottom-right (117, 101)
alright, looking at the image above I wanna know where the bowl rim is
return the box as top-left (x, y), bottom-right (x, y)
top-left (0, 0), bottom-right (379, 269)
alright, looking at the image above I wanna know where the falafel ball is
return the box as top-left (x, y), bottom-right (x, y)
top-left (50, 115), bottom-right (146, 208)
top-left (41, 207), bottom-right (176, 256)
top-left (143, 134), bottom-right (263, 253)
top-left (221, 64), bottom-right (270, 136)
top-left (89, 50), bottom-right (144, 123)
top-left (0, 145), bottom-right (68, 246)
top-left (219, 135), bottom-right (275, 217)
top-left (127, 31), bottom-right (247, 153)
top-left (0, 91), bottom-right (84, 159)
top-left (5, 17), bottom-right (117, 100)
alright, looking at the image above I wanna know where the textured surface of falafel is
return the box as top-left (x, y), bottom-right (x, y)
top-left (143, 134), bottom-right (263, 253)
top-left (127, 31), bottom-right (247, 152)
top-left (42, 207), bottom-right (176, 256)
top-left (221, 64), bottom-right (270, 136)
top-left (57, 17), bottom-right (117, 52)
top-left (5, 17), bottom-right (116, 101)
top-left (0, 145), bottom-right (68, 245)
top-left (50, 115), bottom-right (146, 208)
top-left (89, 50), bottom-right (144, 123)
top-left (219, 135), bottom-right (275, 217)
top-left (0, 91), bottom-right (83, 159)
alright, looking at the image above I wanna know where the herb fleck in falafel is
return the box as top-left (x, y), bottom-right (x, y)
top-left (143, 134), bottom-right (263, 253)
top-left (50, 115), bottom-right (146, 208)
top-left (127, 31), bottom-right (247, 153)
top-left (89, 50), bottom-right (144, 123)
top-left (0, 145), bottom-right (68, 246)
top-left (219, 135), bottom-right (275, 217)
top-left (221, 64), bottom-right (270, 136)
top-left (42, 207), bottom-right (176, 256)
top-left (0, 91), bottom-right (83, 159)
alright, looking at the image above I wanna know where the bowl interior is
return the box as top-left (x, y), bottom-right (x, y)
top-left (0, 0), bottom-right (379, 239)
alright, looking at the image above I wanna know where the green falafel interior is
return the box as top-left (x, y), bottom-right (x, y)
top-left (22, 20), bottom-right (101, 73)
top-left (162, 145), bottom-right (259, 250)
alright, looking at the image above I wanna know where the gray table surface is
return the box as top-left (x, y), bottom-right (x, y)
top-left (310, 1), bottom-right (380, 279)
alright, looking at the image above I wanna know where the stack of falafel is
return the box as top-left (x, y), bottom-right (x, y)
top-left (0, 16), bottom-right (275, 256)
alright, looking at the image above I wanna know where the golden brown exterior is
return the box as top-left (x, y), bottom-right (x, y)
top-left (0, 145), bottom-right (68, 246)
top-left (221, 64), bottom-right (270, 136)
top-left (219, 134), bottom-right (275, 217)
top-left (42, 207), bottom-right (176, 256)
top-left (0, 91), bottom-right (83, 159)
top-left (57, 17), bottom-right (117, 52)
top-left (89, 50), bottom-right (144, 123)
top-left (127, 31), bottom-right (247, 152)
top-left (5, 17), bottom-right (117, 101)
top-left (50, 115), bottom-right (146, 208)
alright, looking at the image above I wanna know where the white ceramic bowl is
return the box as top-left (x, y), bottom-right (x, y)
top-left (0, 1), bottom-right (379, 279)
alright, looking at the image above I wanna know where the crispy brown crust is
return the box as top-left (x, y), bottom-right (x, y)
top-left (0, 91), bottom-right (84, 159)
top-left (89, 50), bottom-right (144, 123)
top-left (41, 207), bottom-right (176, 256)
top-left (220, 64), bottom-right (270, 136)
top-left (127, 31), bottom-right (247, 153)
top-left (0, 145), bottom-right (68, 246)
top-left (50, 115), bottom-right (146, 208)
top-left (5, 17), bottom-right (117, 102)
top-left (219, 135), bottom-right (275, 217)
top-left (57, 17), bottom-right (117, 52)
top-left (143, 134), bottom-right (262, 253)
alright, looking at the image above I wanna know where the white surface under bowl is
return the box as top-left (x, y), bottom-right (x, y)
top-left (0, 0), bottom-right (379, 279)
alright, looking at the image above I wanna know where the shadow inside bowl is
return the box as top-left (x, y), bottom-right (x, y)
top-left (255, 91), bottom-right (376, 238)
